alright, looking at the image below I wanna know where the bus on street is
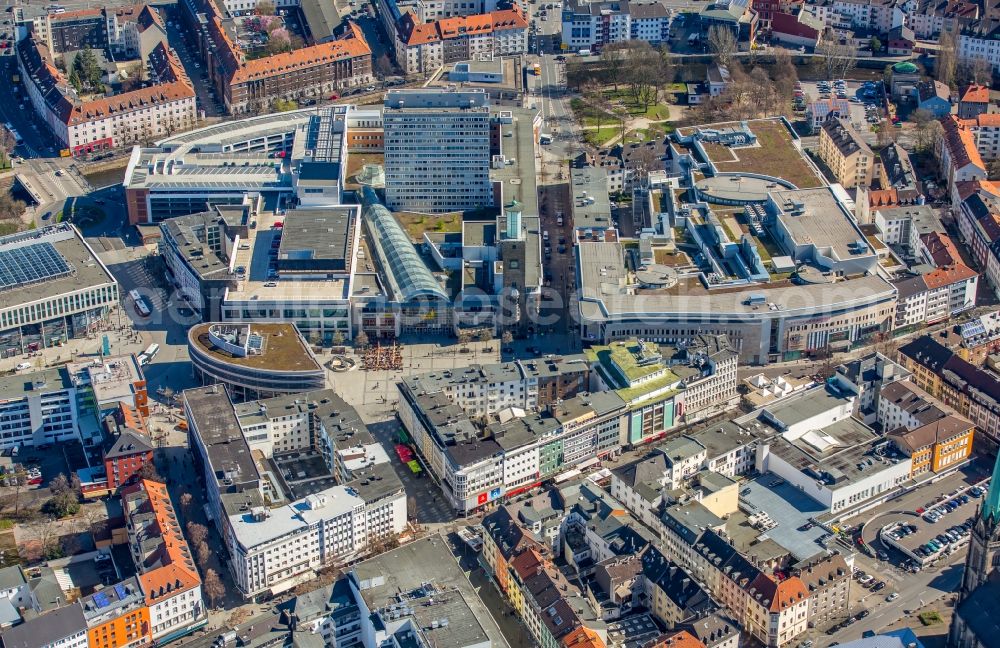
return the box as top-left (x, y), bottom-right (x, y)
top-left (129, 289), bottom-right (151, 317)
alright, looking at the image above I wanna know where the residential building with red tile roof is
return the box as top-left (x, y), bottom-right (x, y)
top-left (563, 626), bottom-right (608, 648)
top-left (919, 230), bottom-right (962, 267)
top-left (855, 185), bottom-right (922, 224)
top-left (959, 83), bottom-right (991, 119)
top-left (122, 479), bottom-right (207, 643)
top-left (16, 33), bottom-right (196, 155)
top-left (892, 261), bottom-right (979, 329)
top-left (393, 6), bottom-right (527, 75)
top-left (687, 530), bottom-right (810, 647)
top-left (180, 0), bottom-right (372, 115)
top-left (643, 630), bottom-right (707, 648)
top-left (955, 113), bottom-right (1000, 170)
top-left (939, 115), bottom-right (987, 203)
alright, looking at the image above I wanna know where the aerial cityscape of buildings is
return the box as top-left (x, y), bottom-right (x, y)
top-left (5, 0), bottom-right (1000, 646)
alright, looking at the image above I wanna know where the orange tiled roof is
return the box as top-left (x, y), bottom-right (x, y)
top-left (867, 188), bottom-right (898, 207)
top-left (956, 178), bottom-right (1000, 201)
top-left (923, 263), bottom-right (978, 289)
top-left (136, 5), bottom-right (166, 33)
top-left (400, 6), bottom-right (527, 46)
top-left (920, 230), bottom-right (961, 266)
top-left (970, 113), bottom-right (1000, 127)
top-left (67, 80), bottom-right (194, 126)
top-left (50, 7), bottom-right (103, 21)
top-left (510, 547), bottom-right (545, 579)
top-left (961, 84), bottom-right (990, 104)
top-left (119, 402), bottom-right (148, 435)
top-left (942, 115), bottom-right (986, 172)
top-left (122, 479), bottom-right (201, 601)
top-left (643, 630), bottom-right (706, 648)
top-left (562, 626), bottom-right (607, 648)
top-left (231, 22), bottom-right (370, 84)
top-left (772, 576), bottom-right (809, 612)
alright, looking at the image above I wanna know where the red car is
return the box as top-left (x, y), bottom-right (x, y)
top-left (329, 93), bottom-right (339, 100)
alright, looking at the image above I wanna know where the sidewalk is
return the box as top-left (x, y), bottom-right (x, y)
top-left (0, 307), bottom-right (149, 374)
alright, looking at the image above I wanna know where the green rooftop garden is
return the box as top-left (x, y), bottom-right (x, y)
top-left (615, 375), bottom-right (681, 404)
top-left (586, 340), bottom-right (680, 392)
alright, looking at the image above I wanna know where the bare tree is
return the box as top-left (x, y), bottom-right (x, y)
top-left (476, 328), bottom-right (492, 343)
top-left (657, 44), bottom-right (677, 99)
top-left (203, 568), bottom-right (225, 608)
top-left (0, 130), bottom-right (14, 168)
top-left (958, 57), bottom-right (993, 87)
top-left (816, 38), bottom-right (857, 80)
top-left (501, 330), bottom-right (513, 346)
top-left (180, 492), bottom-right (194, 514)
top-left (138, 461), bottom-right (163, 482)
top-left (873, 332), bottom-right (900, 358)
top-left (708, 26), bottom-right (737, 67)
top-left (29, 516), bottom-right (61, 561)
top-left (876, 118), bottom-right (897, 148)
top-left (49, 473), bottom-right (70, 495)
top-left (601, 42), bottom-right (630, 91)
top-left (580, 80), bottom-right (610, 135)
top-left (771, 47), bottom-right (798, 105)
top-left (255, 0), bottom-right (275, 14)
top-left (915, 117), bottom-right (944, 154)
top-left (613, 105), bottom-right (630, 143)
top-left (354, 331), bottom-right (369, 349)
top-left (83, 507), bottom-right (106, 534)
top-left (457, 330), bottom-right (472, 348)
top-left (937, 28), bottom-right (958, 88)
top-left (747, 67), bottom-right (778, 116)
top-left (624, 42), bottom-right (662, 111)
top-left (0, 194), bottom-right (26, 224)
top-left (8, 465), bottom-right (28, 517)
top-left (373, 54), bottom-right (394, 78)
top-left (195, 540), bottom-right (211, 569)
top-left (972, 58), bottom-right (993, 85)
top-left (187, 521), bottom-right (209, 546)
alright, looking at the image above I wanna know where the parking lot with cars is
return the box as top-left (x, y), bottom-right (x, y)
top-left (878, 481), bottom-right (987, 566)
top-left (796, 79), bottom-right (889, 131)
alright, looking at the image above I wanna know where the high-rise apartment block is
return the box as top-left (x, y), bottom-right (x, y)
top-left (383, 89), bottom-right (493, 213)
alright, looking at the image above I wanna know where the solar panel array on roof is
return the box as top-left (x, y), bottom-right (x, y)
top-left (961, 319), bottom-right (987, 339)
top-left (0, 242), bottom-right (72, 292)
top-left (93, 592), bottom-right (110, 608)
top-left (114, 583), bottom-right (128, 600)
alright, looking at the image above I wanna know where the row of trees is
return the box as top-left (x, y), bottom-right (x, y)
top-left (569, 40), bottom-right (675, 107)
top-left (186, 520), bottom-right (226, 607)
top-left (690, 51), bottom-right (799, 123)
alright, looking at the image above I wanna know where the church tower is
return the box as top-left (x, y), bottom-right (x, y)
top-left (959, 452), bottom-right (1000, 600)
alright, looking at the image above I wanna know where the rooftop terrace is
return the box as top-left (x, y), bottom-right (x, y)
top-left (189, 323), bottom-right (322, 372)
